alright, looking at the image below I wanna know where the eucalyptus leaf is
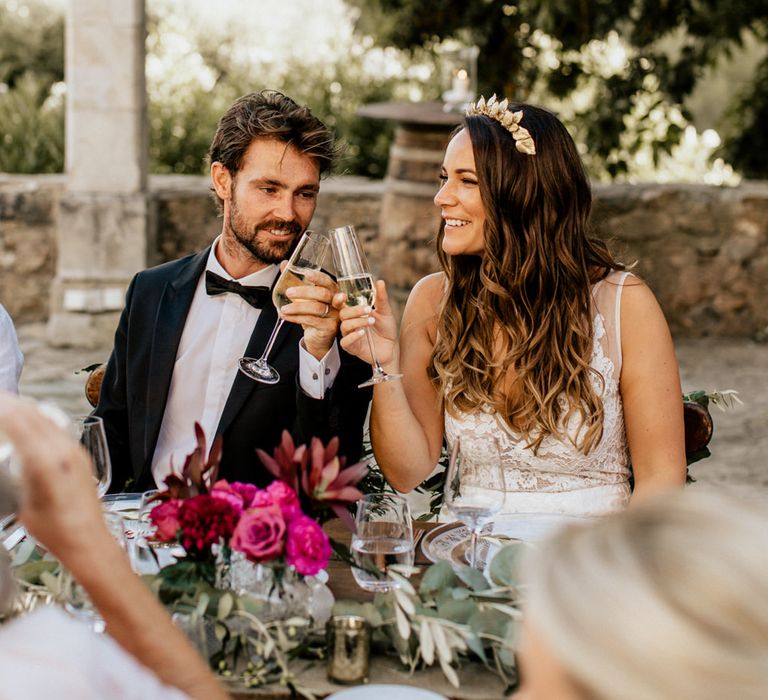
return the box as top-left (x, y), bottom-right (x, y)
top-left (395, 603), bottom-right (411, 640)
top-left (469, 609), bottom-right (512, 641)
top-left (465, 633), bottom-right (488, 663)
top-left (332, 600), bottom-right (382, 626)
top-left (436, 597), bottom-right (478, 624)
top-left (393, 587), bottom-right (416, 616)
top-left (11, 537), bottom-right (36, 567)
top-left (419, 619), bottom-right (435, 665)
top-left (40, 569), bottom-right (61, 595)
top-left (214, 620), bottom-right (228, 642)
top-left (13, 559), bottom-right (57, 584)
top-left (195, 591), bottom-right (210, 618)
top-left (217, 592), bottom-right (234, 620)
top-left (420, 561), bottom-right (457, 594)
top-left (455, 564), bottom-right (490, 592)
top-left (431, 619), bottom-right (452, 664)
top-left (489, 542), bottom-right (526, 587)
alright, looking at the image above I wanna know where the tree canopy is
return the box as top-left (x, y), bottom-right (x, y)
top-left (350, 0), bottom-right (768, 178)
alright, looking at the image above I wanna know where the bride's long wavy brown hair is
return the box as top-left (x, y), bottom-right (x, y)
top-left (430, 104), bottom-right (623, 454)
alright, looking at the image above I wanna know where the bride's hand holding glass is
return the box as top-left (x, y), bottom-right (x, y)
top-left (336, 277), bottom-right (399, 369)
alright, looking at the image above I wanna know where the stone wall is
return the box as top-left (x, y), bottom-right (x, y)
top-left (0, 175), bottom-right (63, 321)
top-left (591, 182), bottom-right (768, 337)
top-left (1, 174), bottom-right (767, 338)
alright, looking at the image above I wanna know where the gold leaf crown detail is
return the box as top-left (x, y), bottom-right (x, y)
top-left (466, 95), bottom-right (536, 156)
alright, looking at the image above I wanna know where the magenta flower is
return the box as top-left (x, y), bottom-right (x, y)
top-left (149, 499), bottom-right (182, 542)
top-left (265, 481), bottom-right (301, 520)
top-left (210, 479), bottom-right (258, 513)
top-left (285, 514), bottom-right (331, 576)
top-left (230, 506), bottom-right (286, 563)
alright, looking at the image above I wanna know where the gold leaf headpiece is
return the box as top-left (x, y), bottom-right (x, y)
top-left (466, 95), bottom-right (536, 156)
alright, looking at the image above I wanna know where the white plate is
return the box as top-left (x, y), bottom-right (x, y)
top-left (102, 493), bottom-right (142, 514)
top-left (327, 685), bottom-right (448, 700)
top-left (422, 513), bottom-right (595, 566)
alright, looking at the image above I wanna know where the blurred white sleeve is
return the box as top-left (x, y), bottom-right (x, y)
top-left (0, 305), bottom-right (23, 394)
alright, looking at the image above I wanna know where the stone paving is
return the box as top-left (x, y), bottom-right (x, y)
top-left (15, 323), bottom-right (768, 505)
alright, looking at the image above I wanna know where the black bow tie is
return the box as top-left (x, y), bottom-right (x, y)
top-left (205, 270), bottom-right (271, 309)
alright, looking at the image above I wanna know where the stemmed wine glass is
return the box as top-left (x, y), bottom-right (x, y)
top-left (239, 230), bottom-right (330, 384)
top-left (72, 415), bottom-right (112, 497)
top-left (443, 436), bottom-right (505, 569)
top-left (329, 224), bottom-right (402, 388)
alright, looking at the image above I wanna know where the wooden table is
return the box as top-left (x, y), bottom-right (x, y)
top-left (229, 520), bottom-right (509, 699)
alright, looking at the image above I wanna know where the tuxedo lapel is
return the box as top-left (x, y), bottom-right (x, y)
top-left (143, 248), bottom-right (209, 462)
top-left (215, 286), bottom-right (294, 437)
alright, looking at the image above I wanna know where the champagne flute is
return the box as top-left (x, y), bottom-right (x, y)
top-left (239, 230), bottom-right (330, 384)
top-left (443, 436), bottom-right (505, 569)
top-left (72, 415), bottom-right (112, 497)
top-left (329, 224), bottom-right (402, 388)
top-left (351, 492), bottom-right (414, 592)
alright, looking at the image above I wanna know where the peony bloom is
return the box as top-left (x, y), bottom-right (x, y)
top-left (231, 505), bottom-right (286, 563)
top-left (265, 481), bottom-right (301, 521)
top-left (149, 499), bottom-right (182, 542)
top-left (210, 479), bottom-right (258, 513)
top-left (285, 514), bottom-right (331, 576)
top-left (177, 494), bottom-right (239, 556)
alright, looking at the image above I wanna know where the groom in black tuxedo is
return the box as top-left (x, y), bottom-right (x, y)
top-left (96, 91), bottom-right (371, 493)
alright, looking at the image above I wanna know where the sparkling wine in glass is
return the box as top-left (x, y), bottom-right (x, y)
top-left (330, 224), bottom-right (402, 388)
top-left (351, 493), bottom-right (414, 592)
top-left (239, 230), bottom-right (330, 384)
top-left (72, 415), bottom-right (112, 498)
top-left (443, 436), bottom-right (505, 569)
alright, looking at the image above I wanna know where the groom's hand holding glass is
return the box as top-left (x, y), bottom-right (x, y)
top-left (278, 264), bottom-right (341, 361)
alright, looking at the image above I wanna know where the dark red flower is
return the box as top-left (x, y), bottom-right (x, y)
top-left (176, 494), bottom-right (239, 556)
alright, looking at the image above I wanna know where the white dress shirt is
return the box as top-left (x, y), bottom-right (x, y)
top-left (0, 607), bottom-right (190, 700)
top-left (0, 304), bottom-right (23, 394)
top-left (151, 238), bottom-right (340, 486)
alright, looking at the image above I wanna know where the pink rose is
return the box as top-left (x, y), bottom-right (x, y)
top-left (285, 515), bottom-right (331, 576)
top-left (210, 480), bottom-right (258, 513)
top-left (149, 499), bottom-right (182, 542)
top-left (230, 506), bottom-right (286, 563)
top-left (265, 481), bottom-right (301, 521)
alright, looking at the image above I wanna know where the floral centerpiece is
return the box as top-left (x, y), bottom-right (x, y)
top-left (138, 425), bottom-right (368, 690)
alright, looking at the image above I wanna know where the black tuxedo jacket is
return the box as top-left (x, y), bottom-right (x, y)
top-left (95, 247), bottom-right (372, 493)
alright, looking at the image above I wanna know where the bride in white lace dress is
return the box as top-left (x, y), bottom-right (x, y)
top-left (337, 99), bottom-right (686, 518)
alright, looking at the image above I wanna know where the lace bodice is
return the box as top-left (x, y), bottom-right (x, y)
top-left (444, 271), bottom-right (632, 516)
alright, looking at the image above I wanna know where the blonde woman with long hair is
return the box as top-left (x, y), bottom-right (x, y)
top-left (337, 98), bottom-right (685, 515)
top-left (518, 489), bottom-right (768, 699)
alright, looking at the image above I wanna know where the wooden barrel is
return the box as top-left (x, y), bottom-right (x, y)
top-left (379, 124), bottom-right (456, 315)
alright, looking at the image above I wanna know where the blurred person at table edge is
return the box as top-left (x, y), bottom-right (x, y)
top-left (0, 393), bottom-right (227, 699)
top-left (338, 96), bottom-right (686, 515)
top-left (95, 90), bottom-right (371, 493)
top-left (0, 303), bottom-right (23, 395)
top-left (517, 488), bottom-right (768, 700)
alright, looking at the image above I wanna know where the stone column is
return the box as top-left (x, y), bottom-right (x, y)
top-left (47, 0), bottom-right (148, 348)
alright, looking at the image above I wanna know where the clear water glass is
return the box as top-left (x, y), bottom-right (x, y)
top-left (351, 493), bottom-right (414, 592)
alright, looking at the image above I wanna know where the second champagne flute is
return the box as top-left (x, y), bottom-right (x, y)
top-left (329, 224), bottom-right (401, 388)
top-left (72, 415), bottom-right (112, 498)
top-left (239, 230), bottom-right (330, 384)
